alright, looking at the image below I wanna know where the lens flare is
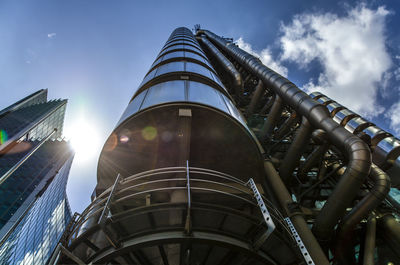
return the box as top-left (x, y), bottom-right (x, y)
top-left (0, 130), bottom-right (8, 145)
top-left (142, 126), bottom-right (157, 141)
top-left (64, 117), bottom-right (102, 162)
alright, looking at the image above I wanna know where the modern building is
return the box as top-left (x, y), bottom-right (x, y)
top-left (53, 27), bottom-right (400, 264)
top-left (0, 89), bottom-right (74, 265)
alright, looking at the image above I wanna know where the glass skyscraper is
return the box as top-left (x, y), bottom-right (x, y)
top-left (0, 89), bottom-right (74, 265)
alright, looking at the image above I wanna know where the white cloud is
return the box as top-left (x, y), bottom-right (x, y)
top-left (385, 101), bottom-right (400, 134)
top-left (236, 37), bottom-right (288, 77)
top-left (47, 33), bottom-right (56, 39)
top-left (279, 4), bottom-right (391, 118)
top-left (394, 67), bottom-right (400, 81)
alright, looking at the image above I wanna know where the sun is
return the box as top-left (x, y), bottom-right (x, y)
top-left (64, 117), bottom-right (102, 162)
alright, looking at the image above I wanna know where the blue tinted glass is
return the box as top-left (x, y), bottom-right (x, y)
top-left (186, 62), bottom-right (213, 79)
top-left (187, 81), bottom-right (229, 113)
top-left (141, 81), bottom-right (186, 110)
top-left (155, 61), bottom-right (185, 76)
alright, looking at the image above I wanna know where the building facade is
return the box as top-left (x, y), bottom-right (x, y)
top-left (54, 27), bottom-right (400, 265)
top-left (0, 90), bottom-right (73, 265)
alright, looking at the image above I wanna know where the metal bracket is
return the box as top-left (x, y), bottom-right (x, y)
top-left (98, 173), bottom-right (122, 248)
top-left (247, 178), bottom-right (275, 249)
top-left (47, 243), bottom-right (86, 265)
top-left (184, 160), bottom-right (192, 235)
top-left (284, 217), bottom-right (315, 265)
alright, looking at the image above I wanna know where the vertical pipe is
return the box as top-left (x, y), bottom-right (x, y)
top-left (198, 35), bottom-right (244, 100)
top-left (363, 215), bottom-right (376, 265)
top-left (246, 80), bottom-right (264, 116)
top-left (297, 144), bottom-right (329, 181)
top-left (274, 112), bottom-right (298, 140)
top-left (260, 95), bottom-right (282, 141)
top-left (260, 95), bottom-right (275, 114)
top-left (263, 160), bottom-right (330, 265)
top-left (377, 213), bottom-right (400, 253)
top-left (335, 164), bottom-right (390, 264)
top-left (279, 117), bottom-right (313, 184)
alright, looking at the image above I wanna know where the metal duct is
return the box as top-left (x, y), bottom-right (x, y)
top-left (198, 35), bottom-right (244, 101)
top-left (377, 213), bottom-right (400, 257)
top-left (309, 92), bottom-right (400, 188)
top-left (363, 215), bottom-right (376, 265)
top-left (198, 29), bottom-right (371, 243)
top-left (335, 164), bottom-right (390, 264)
top-left (260, 95), bottom-right (282, 141)
top-left (263, 160), bottom-right (330, 265)
top-left (274, 111), bottom-right (298, 140)
top-left (279, 116), bottom-right (313, 184)
top-left (246, 80), bottom-right (264, 116)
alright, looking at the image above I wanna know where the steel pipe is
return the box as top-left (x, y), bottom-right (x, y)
top-left (279, 116), bottom-right (313, 184)
top-left (274, 112), bottom-right (298, 140)
top-left (198, 35), bottom-right (243, 100)
top-left (297, 143), bottom-right (329, 181)
top-left (260, 95), bottom-right (282, 141)
top-left (363, 215), bottom-right (376, 265)
top-left (377, 213), bottom-right (400, 256)
top-left (246, 80), bottom-right (264, 116)
top-left (197, 29), bottom-right (371, 243)
top-left (263, 160), bottom-right (330, 265)
top-left (335, 164), bottom-right (390, 264)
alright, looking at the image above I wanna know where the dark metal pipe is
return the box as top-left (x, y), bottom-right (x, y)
top-left (260, 95), bottom-right (282, 141)
top-left (260, 94), bottom-right (275, 114)
top-left (378, 213), bottom-right (400, 252)
top-left (274, 111), bottom-right (298, 140)
top-left (363, 215), bottom-right (376, 265)
top-left (297, 143), bottom-right (329, 181)
top-left (279, 117), bottom-right (313, 184)
top-left (196, 29), bottom-right (371, 242)
top-left (335, 164), bottom-right (390, 264)
top-left (263, 160), bottom-right (330, 265)
top-left (198, 35), bottom-right (244, 100)
top-left (246, 80), bottom-right (264, 116)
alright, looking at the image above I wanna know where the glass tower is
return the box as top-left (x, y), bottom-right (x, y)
top-left (0, 89), bottom-right (74, 265)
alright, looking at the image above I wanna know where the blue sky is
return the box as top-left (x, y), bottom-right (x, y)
top-left (0, 0), bottom-right (399, 213)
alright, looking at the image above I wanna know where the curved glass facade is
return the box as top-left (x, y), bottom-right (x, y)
top-left (97, 27), bottom-right (265, 190)
top-left (117, 80), bottom-right (246, 128)
top-left (124, 28), bottom-right (243, 129)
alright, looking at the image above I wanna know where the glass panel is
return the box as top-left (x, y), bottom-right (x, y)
top-left (163, 51), bottom-right (184, 61)
top-left (155, 61), bottom-right (185, 76)
top-left (223, 95), bottom-right (247, 125)
top-left (163, 39), bottom-right (184, 48)
top-left (187, 81), bottom-right (229, 113)
top-left (166, 37), bottom-right (199, 46)
top-left (151, 56), bottom-right (163, 68)
top-left (186, 62), bottom-right (213, 79)
top-left (210, 72), bottom-right (226, 90)
top-left (140, 68), bottom-right (157, 86)
top-left (117, 91), bottom-right (147, 126)
top-left (184, 51), bottom-right (208, 65)
top-left (141, 80), bottom-right (186, 109)
top-left (160, 45), bottom-right (202, 58)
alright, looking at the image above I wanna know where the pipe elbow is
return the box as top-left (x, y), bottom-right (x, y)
top-left (370, 164), bottom-right (391, 200)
